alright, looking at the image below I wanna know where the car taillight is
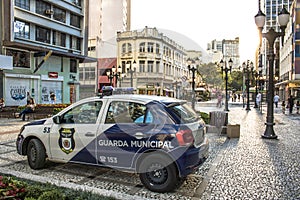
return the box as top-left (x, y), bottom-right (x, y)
top-left (176, 129), bottom-right (194, 146)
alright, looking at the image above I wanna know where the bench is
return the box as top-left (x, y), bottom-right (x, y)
top-left (26, 106), bottom-right (55, 120)
top-left (0, 106), bottom-right (19, 119)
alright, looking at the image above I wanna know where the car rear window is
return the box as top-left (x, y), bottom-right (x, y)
top-left (168, 103), bottom-right (199, 123)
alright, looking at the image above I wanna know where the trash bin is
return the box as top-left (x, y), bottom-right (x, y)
top-left (208, 111), bottom-right (228, 134)
top-left (227, 124), bottom-right (240, 138)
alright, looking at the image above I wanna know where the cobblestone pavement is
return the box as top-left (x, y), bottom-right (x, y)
top-left (0, 103), bottom-right (299, 200)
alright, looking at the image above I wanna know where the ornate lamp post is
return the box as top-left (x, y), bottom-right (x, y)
top-left (106, 66), bottom-right (120, 87)
top-left (187, 59), bottom-right (197, 110)
top-left (242, 60), bottom-right (254, 111)
top-left (219, 58), bottom-right (233, 112)
top-left (126, 60), bottom-right (136, 88)
top-left (255, 3), bottom-right (290, 139)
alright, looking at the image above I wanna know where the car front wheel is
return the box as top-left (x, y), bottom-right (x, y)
top-left (139, 154), bottom-right (180, 193)
top-left (27, 139), bottom-right (46, 169)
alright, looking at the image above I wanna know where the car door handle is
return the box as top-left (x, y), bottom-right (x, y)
top-left (85, 132), bottom-right (95, 137)
top-left (134, 132), bottom-right (146, 139)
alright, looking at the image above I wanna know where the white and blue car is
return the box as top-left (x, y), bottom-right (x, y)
top-left (16, 93), bottom-right (209, 192)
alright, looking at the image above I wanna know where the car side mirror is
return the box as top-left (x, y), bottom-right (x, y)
top-left (53, 115), bottom-right (61, 124)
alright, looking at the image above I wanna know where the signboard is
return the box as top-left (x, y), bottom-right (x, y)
top-left (0, 55), bottom-right (13, 70)
top-left (48, 72), bottom-right (58, 78)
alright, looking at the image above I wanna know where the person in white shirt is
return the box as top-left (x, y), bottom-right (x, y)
top-left (274, 94), bottom-right (280, 108)
top-left (256, 92), bottom-right (262, 108)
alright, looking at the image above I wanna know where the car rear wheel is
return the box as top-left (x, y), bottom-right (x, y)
top-left (139, 154), bottom-right (180, 193)
top-left (27, 139), bottom-right (46, 169)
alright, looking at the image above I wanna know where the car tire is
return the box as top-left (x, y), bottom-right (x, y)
top-left (139, 153), bottom-right (180, 193)
top-left (27, 139), bottom-right (46, 169)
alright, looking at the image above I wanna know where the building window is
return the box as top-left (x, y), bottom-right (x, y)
top-left (53, 6), bottom-right (66, 23)
top-left (147, 61), bottom-right (154, 72)
top-left (72, 0), bottom-right (81, 7)
top-left (70, 13), bottom-right (81, 28)
top-left (70, 59), bottom-right (77, 73)
top-left (156, 44), bottom-right (160, 54)
top-left (156, 61), bottom-right (160, 73)
top-left (139, 61), bottom-right (145, 72)
top-left (15, 0), bottom-right (30, 10)
top-left (53, 31), bottom-right (66, 47)
top-left (148, 43), bottom-right (154, 53)
top-left (122, 43), bottom-right (126, 53)
top-left (6, 49), bottom-right (30, 68)
top-left (70, 36), bottom-right (81, 51)
top-left (81, 67), bottom-right (95, 80)
top-left (128, 43), bottom-right (132, 53)
top-left (36, 26), bottom-right (50, 44)
top-left (36, 0), bottom-right (51, 17)
top-left (14, 19), bottom-right (30, 39)
top-left (139, 43), bottom-right (145, 52)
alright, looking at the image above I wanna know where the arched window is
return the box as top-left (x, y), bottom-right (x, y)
top-left (148, 42), bottom-right (154, 53)
top-left (122, 43), bottom-right (126, 53)
top-left (128, 43), bottom-right (132, 53)
top-left (139, 42), bottom-right (145, 52)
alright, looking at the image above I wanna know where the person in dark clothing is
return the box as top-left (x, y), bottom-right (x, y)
top-left (287, 95), bottom-right (295, 114)
top-left (20, 98), bottom-right (36, 121)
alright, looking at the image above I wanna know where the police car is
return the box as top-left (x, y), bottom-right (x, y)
top-left (16, 90), bottom-right (209, 192)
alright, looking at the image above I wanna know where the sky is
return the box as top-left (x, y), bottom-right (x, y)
top-left (131, 0), bottom-right (260, 62)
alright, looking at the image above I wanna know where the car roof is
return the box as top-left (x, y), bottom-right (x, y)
top-left (79, 94), bottom-right (186, 106)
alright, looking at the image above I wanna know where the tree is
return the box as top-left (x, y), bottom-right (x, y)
top-left (228, 70), bottom-right (243, 92)
top-left (197, 63), bottom-right (223, 90)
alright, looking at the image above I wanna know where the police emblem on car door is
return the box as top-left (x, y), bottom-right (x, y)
top-left (58, 127), bottom-right (75, 154)
top-left (49, 100), bottom-right (103, 163)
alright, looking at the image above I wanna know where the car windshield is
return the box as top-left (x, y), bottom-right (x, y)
top-left (168, 103), bottom-right (199, 123)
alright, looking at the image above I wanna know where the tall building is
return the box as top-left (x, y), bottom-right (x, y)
top-left (277, 0), bottom-right (300, 100)
top-left (259, 0), bottom-right (293, 89)
top-left (0, 0), bottom-right (94, 106)
top-left (79, 0), bottom-right (131, 98)
top-left (207, 38), bottom-right (240, 69)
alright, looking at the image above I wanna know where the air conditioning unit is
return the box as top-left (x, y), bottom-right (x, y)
top-left (45, 9), bottom-right (54, 15)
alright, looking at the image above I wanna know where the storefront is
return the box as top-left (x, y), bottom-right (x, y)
top-left (4, 73), bottom-right (39, 106)
top-left (276, 80), bottom-right (300, 101)
top-left (41, 74), bottom-right (63, 104)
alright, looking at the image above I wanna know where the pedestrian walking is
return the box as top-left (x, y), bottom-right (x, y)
top-left (282, 101), bottom-right (286, 114)
top-left (256, 92), bottom-right (261, 108)
top-left (296, 100), bottom-right (300, 114)
top-left (287, 95), bottom-right (295, 114)
top-left (217, 93), bottom-right (222, 108)
top-left (274, 94), bottom-right (280, 108)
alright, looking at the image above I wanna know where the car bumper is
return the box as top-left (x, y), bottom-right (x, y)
top-left (16, 135), bottom-right (25, 155)
top-left (176, 137), bottom-right (209, 177)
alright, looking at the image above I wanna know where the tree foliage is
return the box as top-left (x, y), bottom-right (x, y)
top-left (228, 70), bottom-right (243, 92)
top-left (197, 63), bottom-right (223, 89)
top-left (197, 63), bottom-right (244, 93)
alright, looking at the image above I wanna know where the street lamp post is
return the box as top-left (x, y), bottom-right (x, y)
top-left (242, 60), bottom-right (254, 111)
top-left (187, 62), bottom-right (197, 110)
top-left (254, 71), bottom-right (260, 108)
top-left (126, 60), bottom-right (136, 88)
top-left (255, 3), bottom-right (289, 139)
top-left (106, 66), bottom-right (120, 87)
top-left (219, 58), bottom-right (233, 112)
